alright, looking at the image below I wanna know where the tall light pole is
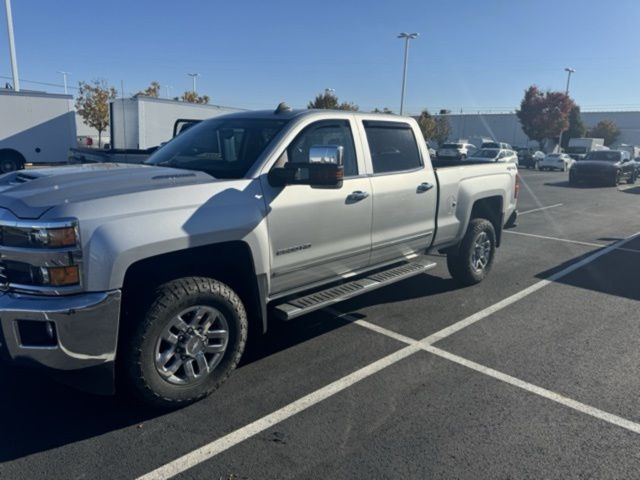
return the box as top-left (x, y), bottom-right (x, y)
top-left (164, 85), bottom-right (173, 99)
top-left (564, 67), bottom-right (575, 95)
top-left (4, 0), bottom-right (20, 91)
top-left (557, 67), bottom-right (575, 152)
top-left (57, 71), bottom-right (70, 94)
top-left (397, 32), bottom-right (418, 115)
top-left (187, 73), bottom-right (200, 93)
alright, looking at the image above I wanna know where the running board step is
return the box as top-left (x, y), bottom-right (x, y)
top-left (273, 259), bottom-right (437, 320)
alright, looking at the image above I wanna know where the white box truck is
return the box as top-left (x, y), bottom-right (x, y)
top-left (566, 137), bottom-right (605, 160)
top-left (0, 89), bottom-right (76, 172)
top-left (109, 96), bottom-right (244, 150)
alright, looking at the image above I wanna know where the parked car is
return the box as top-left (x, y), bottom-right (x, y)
top-left (515, 147), bottom-right (544, 169)
top-left (0, 108), bottom-right (519, 407)
top-left (539, 153), bottom-right (574, 171)
top-left (466, 148), bottom-right (518, 164)
top-left (482, 141), bottom-right (512, 150)
top-left (437, 142), bottom-right (476, 159)
top-left (570, 150), bottom-right (636, 186)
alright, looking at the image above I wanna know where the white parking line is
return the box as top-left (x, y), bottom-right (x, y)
top-left (504, 230), bottom-right (604, 248)
top-left (518, 203), bottom-right (563, 215)
top-left (137, 231), bottom-right (639, 480)
top-left (423, 346), bottom-right (640, 435)
top-left (137, 344), bottom-right (421, 480)
top-left (339, 315), bottom-right (640, 437)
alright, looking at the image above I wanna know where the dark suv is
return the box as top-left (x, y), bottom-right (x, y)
top-left (515, 147), bottom-right (543, 169)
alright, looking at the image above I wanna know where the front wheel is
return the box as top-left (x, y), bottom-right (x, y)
top-left (627, 171), bottom-right (636, 184)
top-left (123, 277), bottom-right (248, 409)
top-left (447, 218), bottom-right (496, 286)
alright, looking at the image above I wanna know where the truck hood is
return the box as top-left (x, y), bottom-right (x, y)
top-left (0, 163), bottom-right (217, 219)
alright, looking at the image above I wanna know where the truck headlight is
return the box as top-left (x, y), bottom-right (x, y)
top-left (2, 224), bottom-right (79, 249)
top-left (0, 220), bottom-right (82, 292)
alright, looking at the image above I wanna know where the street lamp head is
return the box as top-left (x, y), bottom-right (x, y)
top-left (398, 32), bottom-right (419, 39)
top-left (565, 67), bottom-right (575, 73)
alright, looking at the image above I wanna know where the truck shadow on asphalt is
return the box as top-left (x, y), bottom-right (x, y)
top-left (535, 242), bottom-right (640, 302)
top-left (0, 273), bottom-right (459, 462)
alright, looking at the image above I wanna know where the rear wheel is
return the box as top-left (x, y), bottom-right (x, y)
top-left (0, 151), bottom-right (21, 173)
top-left (447, 218), bottom-right (496, 286)
top-left (123, 277), bottom-right (248, 409)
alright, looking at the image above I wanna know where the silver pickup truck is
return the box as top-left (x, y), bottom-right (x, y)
top-left (0, 107), bottom-right (519, 407)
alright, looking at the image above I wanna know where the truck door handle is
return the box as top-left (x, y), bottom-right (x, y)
top-left (417, 182), bottom-right (434, 193)
top-left (347, 190), bottom-right (369, 201)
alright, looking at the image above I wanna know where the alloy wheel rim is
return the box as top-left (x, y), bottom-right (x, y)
top-left (471, 232), bottom-right (491, 272)
top-left (154, 305), bottom-right (229, 386)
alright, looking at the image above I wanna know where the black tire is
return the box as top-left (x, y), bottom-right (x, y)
top-left (123, 277), bottom-right (248, 409)
top-left (446, 218), bottom-right (496, 286)
top-left (627, 171), bottom-right (636, 184)
top-left (0, 153), bottom-right (20, 173)
top-left (569, 172), bottom-right (578, 186)
top-left (611, 171), bottom-right (621, 187)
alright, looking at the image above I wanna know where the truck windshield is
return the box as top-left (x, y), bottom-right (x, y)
top-left (145, 118), bottom-right (289, 178)
top-left (566, 146), bottom-right (587, 154)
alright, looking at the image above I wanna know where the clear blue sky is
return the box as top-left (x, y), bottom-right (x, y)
top-left (2, 0), bottom-right (639, 114)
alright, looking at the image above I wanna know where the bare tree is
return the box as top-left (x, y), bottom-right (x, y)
top-left (75, 79), bottom-right (118, 147)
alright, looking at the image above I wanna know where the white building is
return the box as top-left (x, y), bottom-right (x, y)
top-left (440, 111), bottom-right (640, 149)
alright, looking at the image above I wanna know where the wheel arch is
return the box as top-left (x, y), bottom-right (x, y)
top-left (120, 241), bottom-right (267, 337)
top-left (469, 195), bottom-right (504, 247)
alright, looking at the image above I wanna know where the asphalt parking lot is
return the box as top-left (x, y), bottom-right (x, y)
top-left (1, 168), bottom-right (640, 480)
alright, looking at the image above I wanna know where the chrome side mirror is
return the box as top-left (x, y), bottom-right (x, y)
top-left (308, 145), bottom-right (344, 166)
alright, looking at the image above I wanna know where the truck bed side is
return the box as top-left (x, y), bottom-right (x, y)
top-left (432, 162), bottom-right (518, 250)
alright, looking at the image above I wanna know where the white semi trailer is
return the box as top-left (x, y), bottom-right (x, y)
top-left (109, 96), bottom-right (244, 150)
top-left (0, 89), bottom-right (76, 171)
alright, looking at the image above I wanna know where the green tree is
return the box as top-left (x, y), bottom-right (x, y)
top-left (433, 115), bottom-right (451, 145)
top-left (586, 119), bottom-right (621, 146)
top-left (417, 109), bottom-right (436, 141)
top-left (135, 81), bottom-right (161, 98)
top-left (180, 91), bottom-right (210, 104)
top-left (372, 107), bottom-right (394, 114)
top-left (516, 85), bottom-right (574, 148)
top-left (307, 91), bottom-right (359, 111)
top-left (75, 79), bottom-right (118, 147)
top-left (561, 105), bottom-right (586, 148)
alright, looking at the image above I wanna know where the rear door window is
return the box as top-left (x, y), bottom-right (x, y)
top-left (363, 121), bottom-right (423, 174)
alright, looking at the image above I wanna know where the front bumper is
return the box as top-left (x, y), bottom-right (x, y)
top-left (0, 290), bottom-right (121, 394)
